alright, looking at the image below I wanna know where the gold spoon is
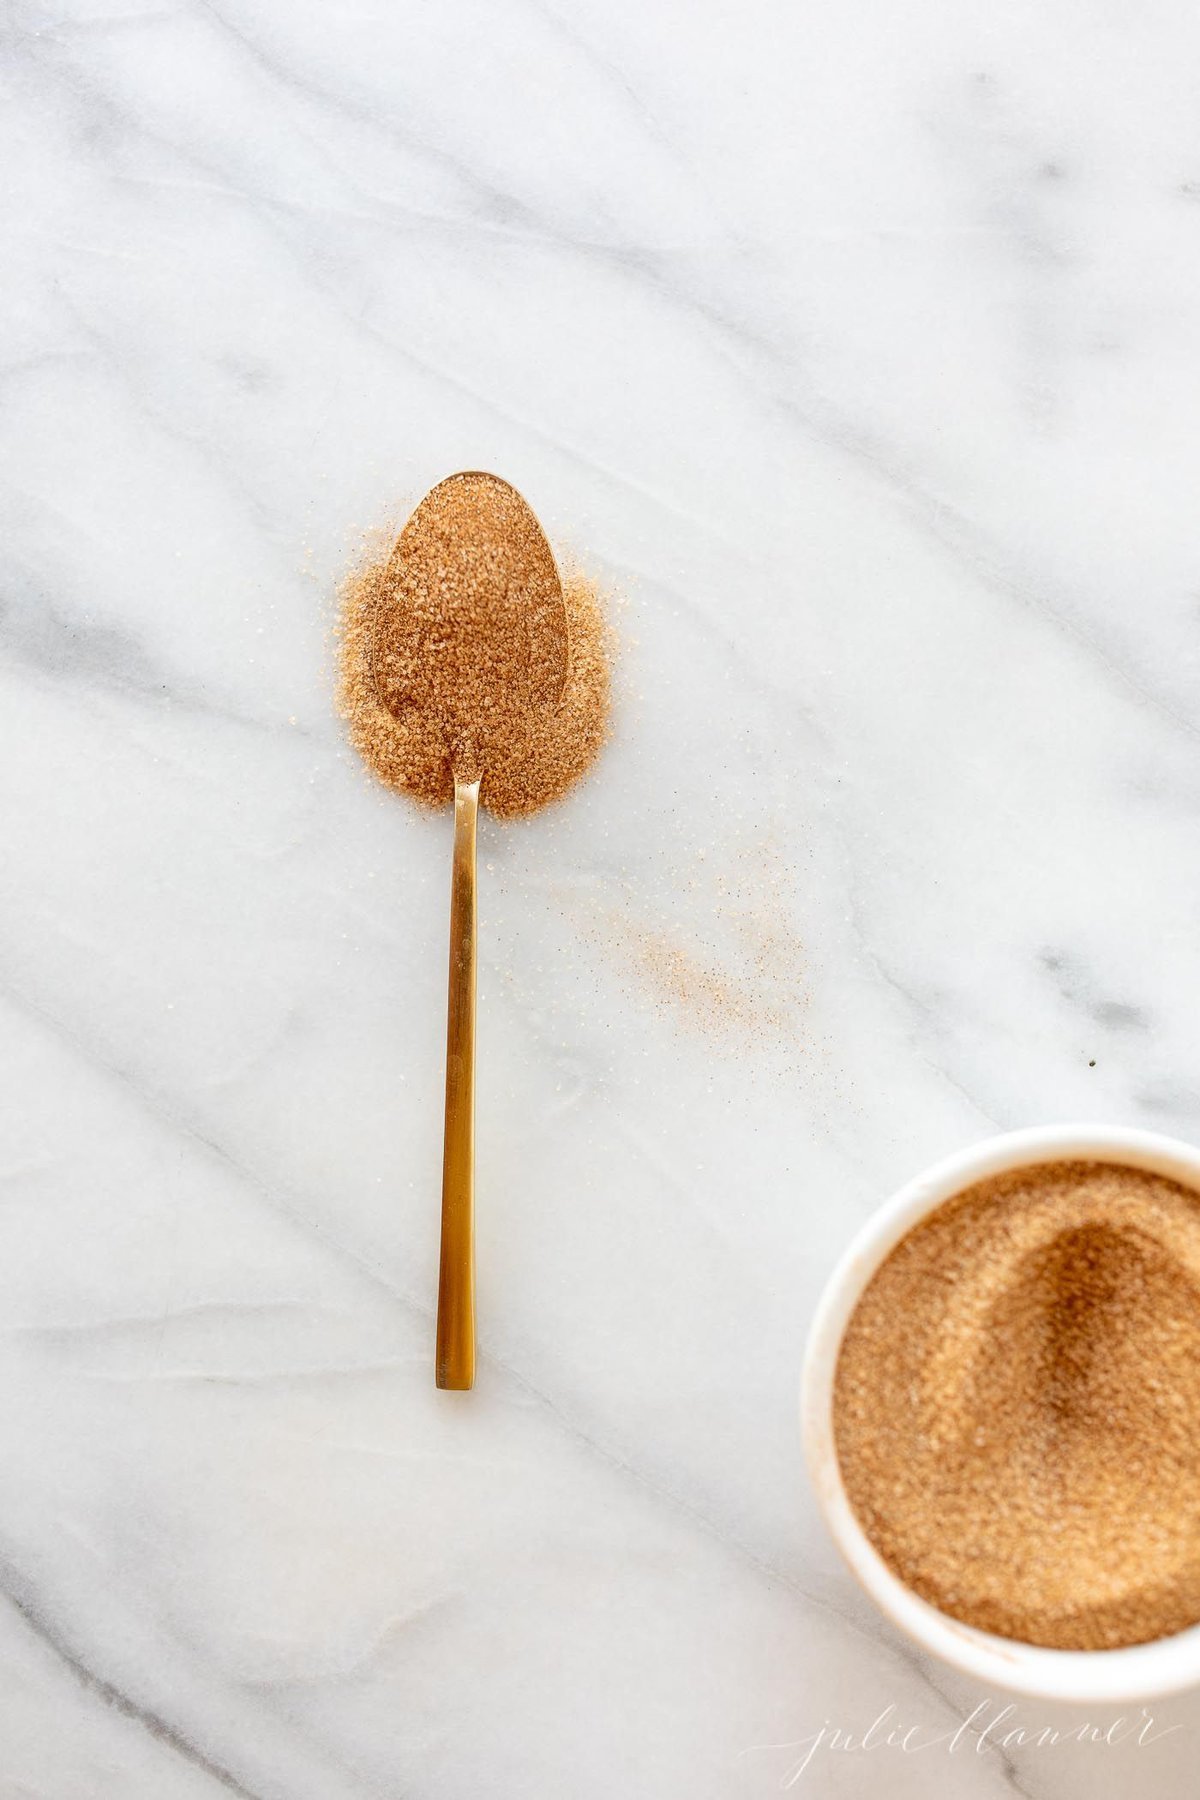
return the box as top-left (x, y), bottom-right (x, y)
top-left (370, 472), bottom-right (569, 1390)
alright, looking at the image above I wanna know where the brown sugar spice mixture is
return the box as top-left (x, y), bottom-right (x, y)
top-left (338, 472), bottom-right (611, 817)
top-left (834, 1160), bottom-right (1200, 1650)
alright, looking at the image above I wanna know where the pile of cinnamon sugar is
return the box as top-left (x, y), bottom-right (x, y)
top-left (337, 472), bottom-right (611, 818)
top-left (834, 1160), bottom-right (1200, 1649)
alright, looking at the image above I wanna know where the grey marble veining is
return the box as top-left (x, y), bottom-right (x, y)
top-left (3, 1), bottom-right (1200, 1794)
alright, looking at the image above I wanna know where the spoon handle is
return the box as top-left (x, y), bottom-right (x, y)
top-left (436, 776), bottom-right (480, 1389)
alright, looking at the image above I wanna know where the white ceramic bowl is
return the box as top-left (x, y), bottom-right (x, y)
top-left (802, 1123), bottom-right (1200, 1702)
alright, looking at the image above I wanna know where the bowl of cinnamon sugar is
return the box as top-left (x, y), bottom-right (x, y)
top-left (803, 1124), bottom-right (1200, 1700)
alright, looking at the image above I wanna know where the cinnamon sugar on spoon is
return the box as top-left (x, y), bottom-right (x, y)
top-left (336, 471), bottom-right (613, 1390)
top-left (338, 472), bottom-right (612, 817)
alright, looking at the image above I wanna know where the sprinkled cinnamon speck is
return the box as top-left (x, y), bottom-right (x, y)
top-left (593, 837), bottom-right (808, 1043)
top-left (834, 1160), bottom-right (1200, 1650)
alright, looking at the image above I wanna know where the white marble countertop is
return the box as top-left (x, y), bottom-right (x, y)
top-left (5, 2), bottom-right (1200, 1795)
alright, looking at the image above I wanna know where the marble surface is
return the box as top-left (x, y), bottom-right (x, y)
top-left (4, 1), bottom-right (1200, 1794)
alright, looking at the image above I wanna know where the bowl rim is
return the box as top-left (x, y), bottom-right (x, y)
top-left (801, 1123), bottom-right (1200, 1702)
